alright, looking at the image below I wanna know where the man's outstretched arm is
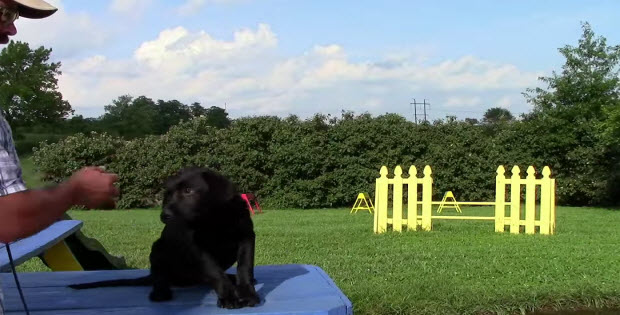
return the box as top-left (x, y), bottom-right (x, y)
top-left (0, 182), bottom-right (75, 243)
top-left (0, 167), bottom-right (119, 243)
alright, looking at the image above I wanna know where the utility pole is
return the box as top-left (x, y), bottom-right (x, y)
top-left (410, 98), bottom-right (431, 124)
top-left (410, 99), bottom-right (417, 124)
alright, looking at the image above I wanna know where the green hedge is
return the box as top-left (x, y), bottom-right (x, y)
top-left (13, 133), bottom-right (67, 155)
top-left (32, 113), bottom-right (620, 209)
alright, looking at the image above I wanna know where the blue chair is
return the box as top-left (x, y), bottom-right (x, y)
top-left (1, 220), bottom-right (84, 272)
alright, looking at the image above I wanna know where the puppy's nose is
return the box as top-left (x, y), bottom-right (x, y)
top-left (160, 212), bottom-right (173, 222)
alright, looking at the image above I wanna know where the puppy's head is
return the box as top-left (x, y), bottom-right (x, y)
top-left (161, 167), bottom-right (235, 224)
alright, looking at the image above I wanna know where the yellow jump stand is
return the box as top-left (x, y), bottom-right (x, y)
top-left (351, 193), bottom-right (374, 214)
top-left (42, 241), bottom-right (84, 271)
top-left (437, 191), bottom-right (462, 213)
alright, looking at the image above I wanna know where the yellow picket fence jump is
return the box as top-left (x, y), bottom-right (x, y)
top-left (373, 165), bottom-right (557, 235)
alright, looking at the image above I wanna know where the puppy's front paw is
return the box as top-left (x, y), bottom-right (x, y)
top-left (217, 296), bottom-right (242, 309)
top-left (237, 284), bottom-right (260, 307)
top-left (149, 288), bottom-right (173, 302)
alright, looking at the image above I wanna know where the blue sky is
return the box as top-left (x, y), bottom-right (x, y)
top-left (14, 0), bottom-right (620, 121)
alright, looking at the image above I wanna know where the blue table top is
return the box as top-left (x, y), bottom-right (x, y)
top-left (1, 264), bottom-right (352, 315)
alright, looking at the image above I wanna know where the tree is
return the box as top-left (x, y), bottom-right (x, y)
top-left (482, 107), bottom-right (514, 124)
top-left (522, 22), bottom-right (620, 205)
top-left (464, 118), bottom-right (479, 125)
top-left (524, 22), bottom-right (620, 122)
top-left (190, 102), bottom-right (208, 117)
top-left (154, 99), bottom-right (192, 134)
top-left (204, 106), bottom-right (231, 128)
top-left (600, 105), bottom-right (620, 146)
top-left (62, 115), bottom-right (101, 134)
top-left (0, 41), bottom-right (72, 128)
top-left (101, 95), bottom-right (157, 138)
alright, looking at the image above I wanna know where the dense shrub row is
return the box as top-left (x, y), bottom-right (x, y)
top-left (32, 112), bottom-right (620, 209)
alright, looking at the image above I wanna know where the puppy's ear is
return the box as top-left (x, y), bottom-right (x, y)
top-left (201, 170), bottom-right (235, 201)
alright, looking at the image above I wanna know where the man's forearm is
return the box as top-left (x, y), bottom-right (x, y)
top-left (0, 182), bottom-right (76, 243)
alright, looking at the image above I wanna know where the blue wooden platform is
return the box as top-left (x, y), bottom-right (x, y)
top-left (1, 264), bottom-right (353, 314)
top-left (0, 220), bottom-right (83, 272)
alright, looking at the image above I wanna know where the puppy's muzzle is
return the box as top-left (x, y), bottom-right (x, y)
top-left (160, 209), bottom-right (174, 223)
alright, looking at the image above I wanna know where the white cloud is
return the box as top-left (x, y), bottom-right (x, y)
top-left (57, 23), bottom-right (543, 120)
top-left (133, 24), bottom-right (277, 73)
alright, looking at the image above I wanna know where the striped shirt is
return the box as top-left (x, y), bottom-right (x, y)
top-left (0, 111), bottom-right (27, 315)
top-left (0, 111), bottom-right (27, 196)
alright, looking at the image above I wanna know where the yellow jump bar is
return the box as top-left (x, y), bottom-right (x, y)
top-left (432, 216), bottom-right (495, 220)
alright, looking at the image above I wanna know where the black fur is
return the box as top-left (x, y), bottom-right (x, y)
top-left (69, 167), bottom-right (260, 309)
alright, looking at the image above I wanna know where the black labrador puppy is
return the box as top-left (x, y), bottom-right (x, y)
top-left (69, 167), bottom-right (260, 309)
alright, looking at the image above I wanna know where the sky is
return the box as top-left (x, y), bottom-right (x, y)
top-left (11, 0), bottom-right (620, 121)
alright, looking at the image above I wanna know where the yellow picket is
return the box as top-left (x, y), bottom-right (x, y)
top-left (525, 166), bottom-right (536, 234)
top-left (510, 166), bottom-right (521, 234)
top-left (376, 166), bottom-right (389, 233)
top-left (407, 166), bottom-right (418, 231)
top-left (539, 166), bottom-right (551, 235)
top-left (393, 166), bottom-right (404, 232)
top-left (494, 166), bottom-right (506, 232)
top-left (421, 166), bottom-right (433, 231)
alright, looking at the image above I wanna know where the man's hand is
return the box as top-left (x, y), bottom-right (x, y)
top-left (68, 167), bottom-right (120, 209)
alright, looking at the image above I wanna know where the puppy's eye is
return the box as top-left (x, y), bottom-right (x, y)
top-left (183, 187), bottom-right (194, 195)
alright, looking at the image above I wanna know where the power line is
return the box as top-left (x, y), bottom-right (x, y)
top-left (431, 108), bottom-right (486, 114)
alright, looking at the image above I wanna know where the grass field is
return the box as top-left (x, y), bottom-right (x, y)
top-left (13, 158), bottom-right (620, 314)
top-left (15, 205), bottom-right (620, 315)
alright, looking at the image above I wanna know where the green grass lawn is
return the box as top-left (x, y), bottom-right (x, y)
top-left (15, 206), bottom-right (620, 315)
top-left (13, 159), bottom-right (620, 314)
